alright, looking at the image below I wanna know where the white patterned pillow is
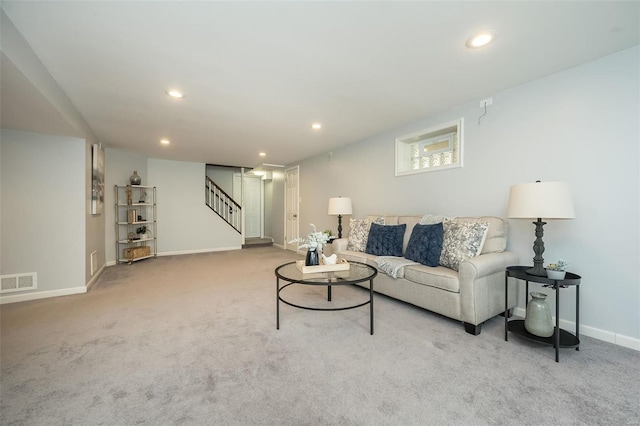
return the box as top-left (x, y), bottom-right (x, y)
top-left (347, 217), bottom-right (385, 252)
top-left (419, 214), bottom-right (451, 225)
top-left (439, 220), bottom-right (489, 271)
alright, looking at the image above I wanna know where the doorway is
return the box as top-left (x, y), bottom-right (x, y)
top-left (284, 166), bottom-right (299, 251)
top-left (234, 173), bottom-right (263, 239)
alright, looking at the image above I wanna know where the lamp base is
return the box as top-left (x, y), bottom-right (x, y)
top-left (528, 218), bottom-right (547, 277)
top-left (526, 266), bottom-right (547, 277)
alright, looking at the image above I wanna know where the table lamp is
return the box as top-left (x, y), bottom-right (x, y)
top-left (507, 181), bottom-right (575, 276)
top-left (328, 197), bottom-right (353, 239)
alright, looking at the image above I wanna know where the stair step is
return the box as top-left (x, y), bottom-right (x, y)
top-left (242, 238), bottom-right (273, 249)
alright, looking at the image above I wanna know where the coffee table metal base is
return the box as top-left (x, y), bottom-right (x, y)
top-left (275, 262), bottom-right (376, 335)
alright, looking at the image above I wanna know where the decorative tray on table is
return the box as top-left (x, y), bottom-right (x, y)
top-left (295, 258), bottom-right (350, 274)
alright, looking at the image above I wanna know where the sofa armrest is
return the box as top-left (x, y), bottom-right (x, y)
top-left (332, 238), bottom-right (349, 254)
top-left (459, 251), bottom-right (519, 279)
top-left (458, 251), bottom-right (519, 326)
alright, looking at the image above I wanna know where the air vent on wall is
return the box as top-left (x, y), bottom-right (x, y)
top-left (1, 273), bottom-right (37, 293)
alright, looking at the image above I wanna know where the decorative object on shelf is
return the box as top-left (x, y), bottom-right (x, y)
top-left (289, 224), bottom-right (330, 266)
top-left (130, 170), bottom-right (142, 186)
top-left (524, 292), bottom-right (554, 337)
top-left (126, 187), bottom-right (133, 205)
top-left (507, 181), bottom-right (575, 276)
top-left (546, 259), bottom-right (568, 279)
top-left (136, 225), bottom-right (148, 240)
top-left (123, 246), bottom-right (151, 261)
top-left (128, 231), bottom-right (137, 241)
top-left (328, 197), bottom-right (353, 238)
top-left (127, 209), bottom-right (137, 224)
top-left (138, 189), bottom-right (147, 203)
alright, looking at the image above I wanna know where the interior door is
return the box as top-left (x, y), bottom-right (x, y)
top-left (284, 166), bottom-right (299, 251)
top-left (244, 176), bottom-right (262, 238)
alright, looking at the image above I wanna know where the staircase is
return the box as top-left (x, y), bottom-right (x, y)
top-left (205, 177), bottom-right (242, 233)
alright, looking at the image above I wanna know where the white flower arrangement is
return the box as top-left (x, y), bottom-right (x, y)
top-left (289, 223), bottom-right (330, 251)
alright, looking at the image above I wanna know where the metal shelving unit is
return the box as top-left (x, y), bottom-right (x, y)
top-left (115, 185), bottom-right (157, 264)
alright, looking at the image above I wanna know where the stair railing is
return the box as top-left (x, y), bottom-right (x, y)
top-left (205, 177), bottom-right (242, 233)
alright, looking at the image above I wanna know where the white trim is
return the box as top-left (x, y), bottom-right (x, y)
top-left (273, 243), bottom-right (285, 250)
top-left (284, 165), bottom-right (300, 251)
top-left (0, 286), bottom-right (86, 305)
top-left (86, 264), bottom-right (106, 291)
top-left (513, 307), bottom-right (639, 351)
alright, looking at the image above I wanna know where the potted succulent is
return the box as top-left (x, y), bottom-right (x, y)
top-left (136, 225), bottom-right (149, 240)
top-left (546, 259), bottom-right (568, 280)
top-left (323, 229), bottom-right (335, 243)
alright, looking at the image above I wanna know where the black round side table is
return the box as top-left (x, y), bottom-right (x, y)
top-left (505, 266), bottom-right (581, 362)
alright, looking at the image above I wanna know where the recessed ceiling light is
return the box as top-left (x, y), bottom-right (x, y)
top-left (466, 32), bottom-right (494, 49)
top-left (160, 139), bottom-right (170, 145)
top-left (166, 89), bottom-right (184, 98)
top-left (259, 152), bottom-right (266, 157)
top-left (311, 123), bottom-right (322, 130)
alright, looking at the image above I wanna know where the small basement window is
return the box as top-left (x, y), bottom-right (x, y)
top-left (395, 118), bottom-right (464, 176)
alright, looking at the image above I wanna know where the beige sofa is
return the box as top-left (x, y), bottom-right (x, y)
top-left (332, 215), bottom-right (519, 335)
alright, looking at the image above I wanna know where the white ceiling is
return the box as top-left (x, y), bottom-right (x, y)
top-left (1, 1), bottom-right (638, 168)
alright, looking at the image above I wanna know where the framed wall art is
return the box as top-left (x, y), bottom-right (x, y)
top-left (91, 144), bottom-right (105, 215)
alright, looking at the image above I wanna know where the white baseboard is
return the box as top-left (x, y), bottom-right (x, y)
top-left (513, 307), bottom-right (639, 351)
top-left (273, 243), bottom-right (285, 249)
top-left (86, 264), bottom-right (106, 291)
top-left (0, 286), bottom-right (87, 305)
top-left (105, 247), bottom-right (243, 266)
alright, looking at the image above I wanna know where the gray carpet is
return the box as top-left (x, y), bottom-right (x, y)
top-left (1, 247), bottom-right (638, 425)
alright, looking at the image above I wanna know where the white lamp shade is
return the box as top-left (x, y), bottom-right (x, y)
top-left (507, 181), bottom-right (575, 219)
top-left (328, 197), bottom-right (353, 215)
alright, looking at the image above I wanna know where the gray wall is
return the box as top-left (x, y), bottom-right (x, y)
top-left (292, 47), bottom-right (639, 345)
top-left (1, 130), bottom-right (86, 294)
top-left (148, 159), bottom-right (242, 255)
top-left (205, 165), bottom-right (237, 195)
top-left (104, 153), bottom-right (243, 264)
top-left (1, 10), bottom-right (105, 289)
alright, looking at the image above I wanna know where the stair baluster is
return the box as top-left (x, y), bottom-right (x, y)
top-left (205, 177), bottom-right (242, 234)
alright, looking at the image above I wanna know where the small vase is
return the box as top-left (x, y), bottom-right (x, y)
top-left (525, 292), bottom-right (554, 337)
top-left (305, 248), bottom-right (319, 266)
top-left (130, 171), bottom-right (142, 186)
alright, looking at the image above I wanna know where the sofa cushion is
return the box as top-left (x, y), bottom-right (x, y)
top-left (365, 223), bottom-right (406, 256)
top-left (439, 220), bottom-right (489, 271)
top-left (404, 264), bottom-right (460, 293)
top-left (347, 217), bottom-right (385, 252)
top-left (404, 223), bottom-right (444, 267)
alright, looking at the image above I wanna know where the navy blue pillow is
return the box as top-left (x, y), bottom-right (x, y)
top-left (365, 223), bottom-right (406, 256)
top-left (404, 223), bottom-right (444, 267)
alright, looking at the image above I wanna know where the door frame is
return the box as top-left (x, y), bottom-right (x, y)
top-left (284, 165), bottom-right (300, 251)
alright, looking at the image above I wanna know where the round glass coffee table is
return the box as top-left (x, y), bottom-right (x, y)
top-left (275, 261), bottom-right (378, 335)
